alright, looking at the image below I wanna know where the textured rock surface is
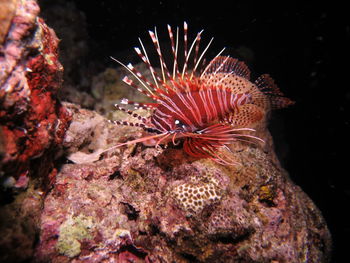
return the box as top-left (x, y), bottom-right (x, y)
top-left (34, 104), bottom-right (332, 262)
top-left (0, 0), bottom-right (71, 187)
top-left (0, 0), bottom-right (70, 261)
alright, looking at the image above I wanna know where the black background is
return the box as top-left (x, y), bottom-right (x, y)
top-left (43, 1), bottom-right (348, 261)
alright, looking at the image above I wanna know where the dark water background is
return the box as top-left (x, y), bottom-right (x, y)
top-left (41, 1), bottom-right (348, 261)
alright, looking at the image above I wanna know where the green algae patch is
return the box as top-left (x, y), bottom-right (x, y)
top-left (57, 214), bottom-right (94, 258)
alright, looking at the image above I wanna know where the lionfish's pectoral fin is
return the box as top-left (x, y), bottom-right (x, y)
top-left (183, 137), bottom-right (240, 166)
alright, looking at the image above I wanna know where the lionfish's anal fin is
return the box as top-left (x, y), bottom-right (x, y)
top-left (255, 74), bottom-right (295, 109)
top-left (204, 56), bottom-right (251, 80)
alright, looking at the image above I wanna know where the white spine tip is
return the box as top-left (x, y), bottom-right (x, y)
top-left (149, 30), bottom-right (156, 40)
top-left (121, 98), bottom-right (129, 104)
top-left (122, 76), bottom-right (133, 85)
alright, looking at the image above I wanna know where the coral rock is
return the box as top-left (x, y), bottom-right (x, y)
top-left (0, 0), bottom-right (71, 184)
top-left (34, 105), bottom-right (332, 262)
top-left (0, 0), bottom-right (71, 261)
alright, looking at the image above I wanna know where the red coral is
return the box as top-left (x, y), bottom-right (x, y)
top-left (0, 1), bottom-right (71, 186)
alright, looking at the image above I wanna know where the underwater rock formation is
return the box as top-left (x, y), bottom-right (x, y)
top-left (0, 0), bottom-right (70, 188)
top-left (0, 0), bottom-right (70, 261)
top-left (34, 103), bottom-right (332, 262)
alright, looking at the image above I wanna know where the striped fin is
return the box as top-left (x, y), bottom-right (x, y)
top-left (203, 56), bottom-right (251, 79)
top-left (255, 74), bottom-right (295, 109)
top-left (120, 98), bottom-right (158, 110)
top-left (149, 29), bottom-right (173, 83)
top-left (109, 119), bottom-right (147, 129)
top-left (114, 104), bottom-right (148, 123)
top-left (167, 24), bottom-right (181, 79)
top-left (182, 123), bottom-right (264, 165)
top-left (121, 76), bottom-right (160, 101)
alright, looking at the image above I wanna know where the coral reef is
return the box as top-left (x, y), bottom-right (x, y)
top-left (33, 103), bottom-right (332, 262)
top-left (0, 0), bottom-right (70, 187)
top-left (0, 1), bottom-right (332, 262)
top-left (0, 0), bottom-right (70, 261)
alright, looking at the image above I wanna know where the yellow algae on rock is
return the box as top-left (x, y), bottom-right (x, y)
top-left (57, 214), bottom-right (94, 258)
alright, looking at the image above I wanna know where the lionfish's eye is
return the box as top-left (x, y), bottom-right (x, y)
top-left (174, 119), bottom-right (186, 130)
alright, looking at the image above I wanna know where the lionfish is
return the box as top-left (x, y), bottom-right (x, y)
top-left (109, 22), bottom-right (293, 165)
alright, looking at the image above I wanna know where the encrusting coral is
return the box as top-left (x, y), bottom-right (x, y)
top-left (172, 171), bottom-right (222, 215)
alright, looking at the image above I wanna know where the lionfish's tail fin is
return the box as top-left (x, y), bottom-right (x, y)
top-left (255, 74), bottom-right (295, 109)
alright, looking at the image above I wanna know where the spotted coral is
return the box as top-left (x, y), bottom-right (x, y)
top-left (172, 173), bottom-right (222, 215)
